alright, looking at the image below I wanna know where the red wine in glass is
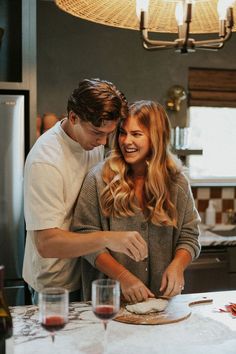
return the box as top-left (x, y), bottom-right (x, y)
top-left (39, 287), bottom-right (68, 342)
top-left (41, 315), bottom-right (66, 332)
top-left (94, 305), bottom-right (118, 321)
top-left (92, 279), bottom-right (120, 353)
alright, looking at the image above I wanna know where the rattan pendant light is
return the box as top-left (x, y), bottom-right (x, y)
top-left (55, 0), bottom-right (236, 52)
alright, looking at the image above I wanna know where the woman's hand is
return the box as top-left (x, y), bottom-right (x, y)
top-left (118, 270), bottom-right (155, 303)
top-left (160, 249), bottom-right (192, 297)
top-left (95, 252), bottom-right (154, 303)
top-left (159, 260), bottom-right (185, 297)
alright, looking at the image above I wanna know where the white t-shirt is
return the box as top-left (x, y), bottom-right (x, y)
top-left (23, 120), bottom-right (104, 292)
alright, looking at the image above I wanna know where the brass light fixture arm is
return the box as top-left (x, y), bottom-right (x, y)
top-left (195, 29), bottom-right (232, 49)
top-left (196, 7), bottom-right (234, 49)
top-left (140, 5), bottom-right (234, 52)
top-left (140, 12), bottom-right (177, 49)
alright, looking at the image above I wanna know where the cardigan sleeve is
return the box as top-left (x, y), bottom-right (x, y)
top-left (72, 164), bottom-right (109, 266)
top-left (175, 176), bottom-right (201, 260)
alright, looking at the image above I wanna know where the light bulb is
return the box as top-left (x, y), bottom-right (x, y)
top-left (175, 2), bottom-right (184, 25)
top-left (136, 0), bottom-right (149, 18)
top-left (217, 0), bottom-right (235, 20)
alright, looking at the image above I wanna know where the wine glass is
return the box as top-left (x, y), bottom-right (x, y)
top-left (38, 287), bottom-right (69, 342)
top-left (92, 279), bottom-right (120, 353)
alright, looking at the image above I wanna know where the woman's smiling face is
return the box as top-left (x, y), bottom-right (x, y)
top-left (118, 115), bottom-right (151, 173)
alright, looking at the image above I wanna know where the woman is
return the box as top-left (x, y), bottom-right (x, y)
top-left (73, 100), bottom-right (201, 303)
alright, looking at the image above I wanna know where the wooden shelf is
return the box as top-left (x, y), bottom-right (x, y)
top-left (172, 148), bottom-right (203, 156)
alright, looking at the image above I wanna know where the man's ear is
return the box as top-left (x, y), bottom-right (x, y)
top-left (68, 111), bottom-right (77, 125)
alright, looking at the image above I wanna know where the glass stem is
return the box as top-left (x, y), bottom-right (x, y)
top-left (103, 322), bottom-right (108, 353)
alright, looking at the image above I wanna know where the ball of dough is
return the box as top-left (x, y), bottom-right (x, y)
top-left (126, 298), bottom-right (168, 314)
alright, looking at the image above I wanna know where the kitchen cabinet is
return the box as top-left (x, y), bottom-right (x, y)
top-left (228, 246), bottom-right (236, 290)
top-left (0, 0), bottom-right (36, 87)
top-left (184, 245), bottom-right (236, 294)
top-left (0, 0), bottom-right (22, 82)
top-left (0, 0), bottom-right (37, 147)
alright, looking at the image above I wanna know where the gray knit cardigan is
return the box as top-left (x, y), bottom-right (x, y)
top-left (72, 162), bottom-right (201, 300)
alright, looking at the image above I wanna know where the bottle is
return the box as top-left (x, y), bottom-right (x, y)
top-left (175, 126), bottom-right (180, 149)
top-left (205, 200), bottom-right (216, 227)
top-left (0, 265), bottom-right (13, 354)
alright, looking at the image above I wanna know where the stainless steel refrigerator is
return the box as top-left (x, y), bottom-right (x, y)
top-left (0, 91), bottom-right (28, 305)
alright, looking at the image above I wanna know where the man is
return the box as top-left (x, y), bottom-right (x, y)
top-left (23, 78), bottom-right (147, 303)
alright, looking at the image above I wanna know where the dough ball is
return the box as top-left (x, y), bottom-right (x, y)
top-left (126, 298), bottom-right (168, 315)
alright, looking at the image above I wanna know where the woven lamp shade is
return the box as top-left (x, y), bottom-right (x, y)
top-left (55, 0), bottom-right (236, 34)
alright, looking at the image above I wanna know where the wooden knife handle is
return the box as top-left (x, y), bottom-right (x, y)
top-left (189, 298), bottom-right (213, 306)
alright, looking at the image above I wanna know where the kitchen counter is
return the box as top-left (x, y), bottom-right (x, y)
top-left (12, 290), bottom-right (236, 354)
top-left (199, 224), bottom-right (236, 247)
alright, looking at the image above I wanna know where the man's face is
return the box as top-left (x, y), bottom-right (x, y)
top-left (72, 114), bottom-right (118, 150)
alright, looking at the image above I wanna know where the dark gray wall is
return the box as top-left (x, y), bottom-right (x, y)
top-left (37, 1), bottom-right (236, 121)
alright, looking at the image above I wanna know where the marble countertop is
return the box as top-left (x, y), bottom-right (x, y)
top-left (11, 290), bottom-right (236, 354)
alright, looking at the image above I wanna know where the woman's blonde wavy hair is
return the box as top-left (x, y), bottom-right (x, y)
top-left (100, 100), bottom-right (182, 227)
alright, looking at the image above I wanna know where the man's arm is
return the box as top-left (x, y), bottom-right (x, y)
top-left (36, 228), bottom-right (147, 261)
top-left (70, 165), bottom-right (148, 262)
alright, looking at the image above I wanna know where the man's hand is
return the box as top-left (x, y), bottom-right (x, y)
top-left (118, 269), bottom-right (154, 303)
top-left (105, 231), bottom-right (148, 262)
